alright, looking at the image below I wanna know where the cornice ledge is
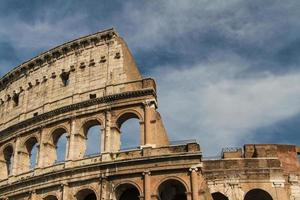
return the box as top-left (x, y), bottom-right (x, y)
top-left (0, 88), bottom-right (156, 136)
top-left (0, 28), bottom-right (118, 91)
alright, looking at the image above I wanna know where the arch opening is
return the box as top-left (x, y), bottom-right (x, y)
top-left (52, 128), bottom-right (68, 164)
top-left (3, 145), bottom-right (14, 176)
top-left (212, 192), bottom-right (229, 200)
top-left (76, 189), bottom-right (97, 200)
top-left (43, 195), bottom-right (58, 200)
top-left (25, 137), bottom-right (39, 170)
top-left (158, 179), bottom-right (187, 200)
top-left (244, 189), bottom-right (273, 200)
top-left (84, 120), bottom-right (101, 156)
top-left (117, 112), bottom-right (141, 150)
top-left (115, 184), bottom-right (140, 200)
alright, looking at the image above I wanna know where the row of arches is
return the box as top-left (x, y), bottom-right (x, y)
top-left (42, 179), bottom-right (187, 200)
top-left (212, 189), bottom-right (273, 200)
top-left (0, 112), bottom-right (141, 177)
top-left (42, 184), bottom-right (274, 200)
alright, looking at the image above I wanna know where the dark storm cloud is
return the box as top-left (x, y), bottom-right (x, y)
top-left (0, 0), bottom-right (300, 155)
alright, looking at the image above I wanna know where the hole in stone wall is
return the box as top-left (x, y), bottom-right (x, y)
top-left (115, 52), bottom-right (121, 59)
top-left (89, 94), bottom-right (97, 99)
top-left (89, 59), bottom-right (95, 66)
top-left (100, 56), bottom-right (106, 63)
top-left (12, 92), bottom-right (19, 107)
top-left (60, 70), bottom-right (70, 86)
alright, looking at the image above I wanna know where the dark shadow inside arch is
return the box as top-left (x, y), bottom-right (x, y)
top-left (76, 189), bottom-right (97, 200)
top-left (158, 179), bottom-right (187, 200)
top-left (3, 145), bottom-right (13, 175)
top-left (212, 192), bottom-right (229, 200)
top-left (244, 189), bottom-right (273, 200)
top-left (116, 184), bottom-right (140, 200)
top-left (117, 112), bottom-right (140, 150)
top-left (44, 195), bottom-right (58, 200)
top-left (84, 120), bottom-right (101, 156)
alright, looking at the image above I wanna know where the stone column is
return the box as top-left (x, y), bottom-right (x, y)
top-left (34, 144), bottom-right (40, 171)
top-left (143, 171), bottom-right (151, 200)
top-left (61, 183), bottom-right (70, 200)
top-left (12, 137), bottom-right (21, 175)
top-left (41, 142), bottom-right (56, 167)
top-left (38, 129), bottom-right (46, 168)
top-left (30, 190), bottom-right (37, 200)
top-left (100, 175), bottom-right (108, 200)
top-left (190, 167), bottom-right (199, 200)
top-left (68, 118), bottom-right (86, 160)
top-left (67, 117), bottom-right (77, 160)
top-left (65, 135), bottom-right (70, 161)
top-left (104, 110), bottom-right (112, 152)
top-left (16, 151), bottom-right (29, 174)
top-left (144, 102), bottom-right (155, 146)
top-left (101, 127), bottom-right (106, 153)
top-left (0, 160), bottom-right (7, 179)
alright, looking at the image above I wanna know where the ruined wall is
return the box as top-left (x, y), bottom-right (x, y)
top-left (0, 29), bottom-right (141, 132)
top-left (0, 28), bottom-right (299, 200)
top-left (203, 144), bottom-right (300, 200)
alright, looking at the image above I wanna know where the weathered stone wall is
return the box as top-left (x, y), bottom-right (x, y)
top-left (203, 144), bottom-right (300, 200)
top-left (0, 29), bottom-right (141, 132)
top-left (0, 28), bottom-right (299, 200)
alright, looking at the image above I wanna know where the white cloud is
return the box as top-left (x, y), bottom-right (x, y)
top-left (119, 0), bottom-right (300, 51)
top-left (1, 0), bottom-right (300, 156)
top-left (153, 56), bottom-right (300, 155)
top-left (0, 12), bottom-right (91, 51)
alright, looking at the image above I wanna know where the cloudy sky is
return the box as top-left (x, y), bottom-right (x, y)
top-left (1, 0), bottom-right (300, 156)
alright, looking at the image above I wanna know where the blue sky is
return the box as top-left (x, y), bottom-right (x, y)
top-left (1, 0), bottom-right (300, 155)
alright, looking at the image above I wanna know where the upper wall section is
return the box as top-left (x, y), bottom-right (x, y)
top-left (0, 28), bottom-right (144, 131)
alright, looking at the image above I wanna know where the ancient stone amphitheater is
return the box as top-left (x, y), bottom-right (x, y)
top-left (0, 28), bottom-right (299, 200)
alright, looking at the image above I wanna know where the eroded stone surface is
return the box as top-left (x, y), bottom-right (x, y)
top-left (0, 28), bottom-right (298, 200)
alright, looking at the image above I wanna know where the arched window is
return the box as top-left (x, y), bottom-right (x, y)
top-left (52, 128), bottom-right (68, 163)
top-left (212, 192), bottom-right (229, 200)
top-left (25, 137), bottom-right (39, 170)
top-left (115, 184), bottom-right (140, 200)
top-left (158, 179), bottom-right (187, 200)
top-left (84, 120), bottom-right (101, 156)
top-left (117, 112), bottom-right (141, 150)
top-left (3, 145), bottom-right (14, 176)
top-left (244, 189), bottom-right (273, 200)
top-left (76, 189), bottom-right (97, 200)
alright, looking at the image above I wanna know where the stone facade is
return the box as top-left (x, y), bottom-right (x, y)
top-left (0, 28), bottom-right (298, 200)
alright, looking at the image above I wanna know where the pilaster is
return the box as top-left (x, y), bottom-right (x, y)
top-left (190, 167), bottom-right (199, 200)
top-left (143, 171), bottom-right (151, 200)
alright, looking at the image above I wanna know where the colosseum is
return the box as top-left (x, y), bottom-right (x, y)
top-left (0, 28), bottom-right (299, 200)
